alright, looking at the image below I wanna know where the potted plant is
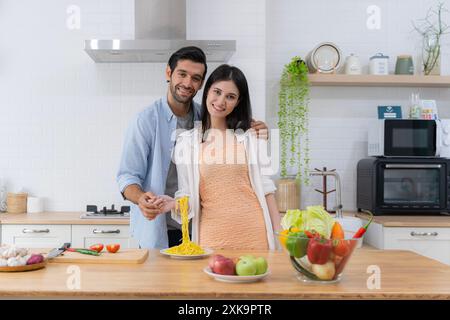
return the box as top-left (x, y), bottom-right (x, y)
top-left (276, 57), bottom-right (311, 212)
top-left (412, 2), bottom-right (449, 75)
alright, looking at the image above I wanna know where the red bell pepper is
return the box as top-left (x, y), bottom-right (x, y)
top-left (307, 237), bottom-right (333, 265)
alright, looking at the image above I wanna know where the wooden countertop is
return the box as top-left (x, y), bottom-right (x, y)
top-left (356, 212), bottom-right (450, 227)
top-left (0, 248), bottom-right (449, 299)
top-left (0, 212), bottom-right (129, 225)
top-left (2, 211), bottom-right (449, 227)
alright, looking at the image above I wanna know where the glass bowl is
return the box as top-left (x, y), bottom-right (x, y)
top-left (276, 231), bottom-right (361, 283)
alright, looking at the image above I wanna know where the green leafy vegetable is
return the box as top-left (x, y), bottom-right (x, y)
top-left (303, 206), bottom-right (335, 239)
top-left (281, 205), bottom-right (335, 239)
top-left (281, 209), bottom-right (305, 230)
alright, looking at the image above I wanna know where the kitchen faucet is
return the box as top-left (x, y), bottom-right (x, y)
top-left (309, 170), bottom-right (343, 218)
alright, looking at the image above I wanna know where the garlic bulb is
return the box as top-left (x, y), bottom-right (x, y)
top-left (17, 256), bottom-right (28, 266)
top-left (0, 246), bottom-right (7, 257)
top-left (7, 257), bottom-right (24, 267)
top-left (0, 258), bottom-right (8, 267)
top-left (1, 245), bottom-right (29, 259)
top-left (2, 246), bottom-right (19, 259)
top-left (18, 248), bottom-right (28, 257)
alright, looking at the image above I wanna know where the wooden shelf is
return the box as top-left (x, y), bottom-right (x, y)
top-left (308, 74), bottom-right (450, 87)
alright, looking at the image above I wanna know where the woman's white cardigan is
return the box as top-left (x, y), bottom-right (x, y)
top-left (171, 125), bottom-right (277, 250)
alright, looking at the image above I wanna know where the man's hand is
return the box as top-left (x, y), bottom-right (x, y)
top-left (250, 119), bottom-right (269, 140)
top-left (137, 192), bottom-right (165, 221)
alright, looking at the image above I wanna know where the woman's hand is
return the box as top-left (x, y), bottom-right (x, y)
top-left (156, 195), bottom-right (176, 213)
top-left (251, 119), bottom-right (269, 140)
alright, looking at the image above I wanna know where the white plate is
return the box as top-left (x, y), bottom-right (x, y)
top-left (159, 248), bottom-right (213, 260)
top-left (311, 42), bottom-right (342, 73)
top-left (203, 267), bottom-right (270, 283)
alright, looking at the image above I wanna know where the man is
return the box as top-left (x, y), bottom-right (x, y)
top-left (117, 46), bottom-right (267, 249)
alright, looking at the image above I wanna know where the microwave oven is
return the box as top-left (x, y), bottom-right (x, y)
top-left (368, 119), bottom-right (450, 157)
top-left (357, 157), bottom-right (450, 215)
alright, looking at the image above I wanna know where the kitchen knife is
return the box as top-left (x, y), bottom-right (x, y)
top-left (47, 242), bottom-right (71, 259)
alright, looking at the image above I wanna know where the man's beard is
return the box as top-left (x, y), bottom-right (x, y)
top-left (170, 84), bottom-right (195, 104)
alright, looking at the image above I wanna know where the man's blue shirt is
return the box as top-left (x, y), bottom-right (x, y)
top-left (117, 95), bottom-right (201, 248)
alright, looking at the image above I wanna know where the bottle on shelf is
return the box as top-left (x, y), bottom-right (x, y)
top-left (408, 92), bottom-right (421, 119)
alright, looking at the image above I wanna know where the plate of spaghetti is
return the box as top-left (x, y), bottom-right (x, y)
top-left (160, 195), bottom-right (213, 260)
top-left (160, 247), bottom-right (213, 260)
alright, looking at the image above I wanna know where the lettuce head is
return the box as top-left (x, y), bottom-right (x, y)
top-left (303, 205), bottom-right (335, 238)
top-left (280, 205), bottom-right (335, 239)
top-left (281, 209), bottom-right (305, 230)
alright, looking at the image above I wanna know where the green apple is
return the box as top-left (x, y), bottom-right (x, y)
top-left (239, 255), bottom-right (255, 262)
top-left (254, 257), bottom-right (268, 275)
top-left (235, 258), bottom-right (257, 276)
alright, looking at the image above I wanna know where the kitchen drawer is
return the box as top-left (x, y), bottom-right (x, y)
top-left (384, 227), bottom-right (450, 265)
top-left (71, 225), bottom-right (138, 249)
top-left (1, 224), bottom-right (71, 248)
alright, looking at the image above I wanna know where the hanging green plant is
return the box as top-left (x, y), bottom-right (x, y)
top-left (278, 56), bottom-right (310, 184)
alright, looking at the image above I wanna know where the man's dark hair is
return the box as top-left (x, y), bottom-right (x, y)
top-left (201, 64), bottom-right (252, 134)
top-left (167, 46), bottom-right (207, 79)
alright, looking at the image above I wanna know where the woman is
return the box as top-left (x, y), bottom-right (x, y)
top-left (168, 64), bottom-right (281, 250)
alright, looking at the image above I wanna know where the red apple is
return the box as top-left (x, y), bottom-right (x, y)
top-left (213, 257), bottom-right (236, 275)
top-left (208, 254), bottom-right (226, 270)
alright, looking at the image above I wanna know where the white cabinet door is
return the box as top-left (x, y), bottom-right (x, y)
top-left (384, 227), bottom-right (450, 265)
top-left (1, 224), bottom-right (71, 248)
top-left (71, 225), bottom-right (138, 249)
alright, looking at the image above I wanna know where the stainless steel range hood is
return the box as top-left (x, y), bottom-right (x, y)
top-left (84, 0), bottom-right (236, 63)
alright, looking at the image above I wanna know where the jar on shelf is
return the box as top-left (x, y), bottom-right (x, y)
top-left (275, 177), bottom-right (300, 213)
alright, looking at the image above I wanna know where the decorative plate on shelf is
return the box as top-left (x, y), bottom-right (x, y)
top-left (307, 42), bottom-right (342, 73)
top-left (203, 267), bottom-right (270, 283)
top-left (159, 248), bottom-right (213, 260)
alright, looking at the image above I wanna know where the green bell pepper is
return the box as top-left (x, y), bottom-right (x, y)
top-left (286, 231), bottom-right (309, 258)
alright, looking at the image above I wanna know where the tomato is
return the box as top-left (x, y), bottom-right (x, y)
top-left (333, 239), bottom-right (350, 257)
top-left (106, 244), bottom-right (120, 253)
top-left (89, 244), bottom-right (104, 253)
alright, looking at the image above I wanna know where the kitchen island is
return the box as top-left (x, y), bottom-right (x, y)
top-left (0, 248), bottom-right (449, 299)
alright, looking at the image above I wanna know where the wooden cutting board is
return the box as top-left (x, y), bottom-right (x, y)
top-left (48, 249), bottom-right (149, 264)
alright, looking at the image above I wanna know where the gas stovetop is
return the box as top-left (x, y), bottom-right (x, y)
top-left (80, 205), bottom-right (130, 219)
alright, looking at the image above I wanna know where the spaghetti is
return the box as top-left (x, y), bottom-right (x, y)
top-left (165, 195), bottom-right (205, 255)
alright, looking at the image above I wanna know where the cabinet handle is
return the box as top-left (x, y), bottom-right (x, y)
top-left (22, 228), bottom-right (50, 234)
top-left (410, 231), bottom-right (438, 237)
top-left (92, 229), bottom-right (120, 234)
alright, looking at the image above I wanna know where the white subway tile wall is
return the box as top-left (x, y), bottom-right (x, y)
top-left (0, 0), bottom-right (163, 210)
top-left (1, 0), bottom-right (450, 212)
top-left (0, 0), bottom-right (266, 211)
